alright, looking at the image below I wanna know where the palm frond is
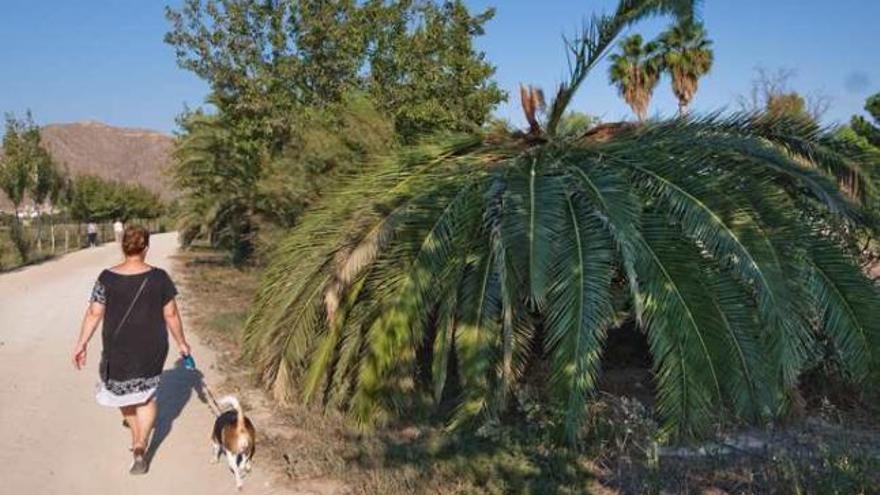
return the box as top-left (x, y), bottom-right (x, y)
top-left (346, 178), bottom-right (488, 423)
top-left (546, 0), bottom-right (699, 134)
top-left (449, 243), bottom-right (501, 428)
top-left (544, 187), bottom-right (615, 442)
top-left (636, 215), bottom-right (725, 437)
top-left (803, 236), bottom-right (880, 384)
top-left (564, 159), bottom-right (646, 322)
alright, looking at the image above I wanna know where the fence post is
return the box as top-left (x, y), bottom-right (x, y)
top-left (50, 221), bottom-right (56, 254)
top-left (65, 227), bottom-right (69, 253)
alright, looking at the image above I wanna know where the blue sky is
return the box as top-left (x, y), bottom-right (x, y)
top-left (1, 0), bottom-right (877, 134)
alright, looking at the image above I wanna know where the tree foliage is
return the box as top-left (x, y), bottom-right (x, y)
top-left (171, 109), bottom-right (263, 263)
top-left (165, 0), bottom-right (505, 260)
top-left (851, 92), bottom-right (880, 148)
top-left (172, 95), bottom-right (395, 263)
top-left (365, 1), bottom-right (505, 141)
top-left (832, 93), bottom-right (880, 269)
top-left (65, 174), bottom-right (163, 222)
top-left (256, 95), bottom-right (396, 228)
top-left (608, 34), bottom-right (662, 122)
top-left (0, 112), bottom-right (60, 211)
top-left (0, 112), bottom-right (64, 261)
top-left (165, 0), bottom-right (504, 144)
top-left (657, 20), bottom-right (713, 115)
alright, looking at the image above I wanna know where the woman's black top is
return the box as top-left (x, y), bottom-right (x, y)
top-left (90, 267), bottom-right (177, 385)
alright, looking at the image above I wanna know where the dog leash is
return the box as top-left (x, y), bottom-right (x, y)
top-left (183, 354), bottom-right (223, 417)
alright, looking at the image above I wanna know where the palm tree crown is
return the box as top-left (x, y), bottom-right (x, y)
top-left (609, 34), bottom-right (662, 122)
top-left (243, 0), bottom-right (880, 444)
top-left (658, 21), bottom-right (714, 115)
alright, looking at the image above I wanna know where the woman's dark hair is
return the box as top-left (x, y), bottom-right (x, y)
top-left (122, 225), bottom-right (150, 256)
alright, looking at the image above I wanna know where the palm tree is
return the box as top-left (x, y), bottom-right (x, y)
top-left (243, 0), bottom-right (880, 443)
top-left (608, 34), bottom-right (662, 122)
top-left (171, 112), bottom-right (262, 264)
top-left (658, 21), bottom-right (714, 116)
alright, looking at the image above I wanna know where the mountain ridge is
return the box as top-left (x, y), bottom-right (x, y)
top-left (1, 121), bottom-right (175, 211)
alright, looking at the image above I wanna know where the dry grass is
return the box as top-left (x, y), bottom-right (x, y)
top-left (175, 247), bottom-right (880, 495)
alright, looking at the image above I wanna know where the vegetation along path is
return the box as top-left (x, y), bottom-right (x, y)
top-left (0, 233), bottom-right (297, 495)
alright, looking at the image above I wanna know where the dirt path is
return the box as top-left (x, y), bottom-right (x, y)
top-left (0, 233), bottom-right (295, 494)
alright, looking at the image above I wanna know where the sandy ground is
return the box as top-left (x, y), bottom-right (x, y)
top-left (0, 233), bottom-right (295, 494)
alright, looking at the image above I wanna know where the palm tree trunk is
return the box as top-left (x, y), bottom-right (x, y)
top-left (678, 100), bottom-right (689, 117)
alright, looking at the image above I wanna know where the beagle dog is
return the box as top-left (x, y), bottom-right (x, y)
top-left (212, 396), bottom-right (256, 489)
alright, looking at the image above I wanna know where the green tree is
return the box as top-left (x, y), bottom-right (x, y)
top-left (171, 111), bottom-right (262, 263)
top-left (366, 1), bottom-right (505, 141)
top-left (657, 21), bottom-right (713, 115)
top-left (0, 112), bottom-right (59, 260)
top-left (66, 175), bottom-right (162, 223)
top-left (0, 112), bottom-right (46, 213)
top-left (608, 34), bottom-right (662, 122)
top-left (118, 182), bottom-right (164, 220)
top-left (834, 94), bottom-right (880, 267)
top-left (239, 0), bottom-right (874, 444)
top-left (256, 94), bottom-right (396, 229)
top-left (28, 140), bottom-right (62, 252)
top-left (851, 92), bottom-right (880, 147)
top-left (172, 96), bottom-right (395, 263)
top-left (165, 0), bottom-right (505, 261)
top-left (165, 0), bottom-right (504, 144)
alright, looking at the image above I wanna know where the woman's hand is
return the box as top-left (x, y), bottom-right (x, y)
top-left (74, 301), bottom-right (104, 370)
top-left (178, 341), bottom-right (191, 356)
top-left (164, 299), bottom-right (191, 357)
top-left (72, 342), bottom-right (87, 370)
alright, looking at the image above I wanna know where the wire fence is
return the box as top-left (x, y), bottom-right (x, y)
top-left (0, 217), bottom-right (167, 271)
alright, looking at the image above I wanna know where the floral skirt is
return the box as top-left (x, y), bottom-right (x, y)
top-left (95, 375), bottom-right (161, 407)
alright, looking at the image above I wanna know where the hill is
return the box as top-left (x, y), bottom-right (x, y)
top-left (1, 121), bottom-right (174, 210)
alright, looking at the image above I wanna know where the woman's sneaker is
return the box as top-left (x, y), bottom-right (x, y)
top-left (129, 447), bottom-right (148, 475)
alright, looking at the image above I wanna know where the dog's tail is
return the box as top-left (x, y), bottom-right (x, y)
top-left (217, 395), bottom-right (245, 432)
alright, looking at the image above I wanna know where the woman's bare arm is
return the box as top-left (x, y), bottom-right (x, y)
top-left (163, 298), bottom-right (191, 355)
top-left (72, 302), bottom-right (105, 369)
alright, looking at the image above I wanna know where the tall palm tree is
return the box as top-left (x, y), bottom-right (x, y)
top-left (243, 0), bottom-right (880, 443)
top-left (608, 34), bottom-right (662, 122)
top-left (658, 21), bottom-right (714, 115)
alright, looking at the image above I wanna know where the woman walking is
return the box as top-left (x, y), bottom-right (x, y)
top-left (71, 225), bottom-right (191, 474)
top-left (113, 219), bottom-right (124, 243)
top-left (86, 221), bottom-right (99, 247)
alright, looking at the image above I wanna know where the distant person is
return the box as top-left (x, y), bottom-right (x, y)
top-left (114, 220), bottom-right (124, 243)
top-left (72, 225), bottom-right (191, 475)
top-left (86, 221), bottom-right (99, 247)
